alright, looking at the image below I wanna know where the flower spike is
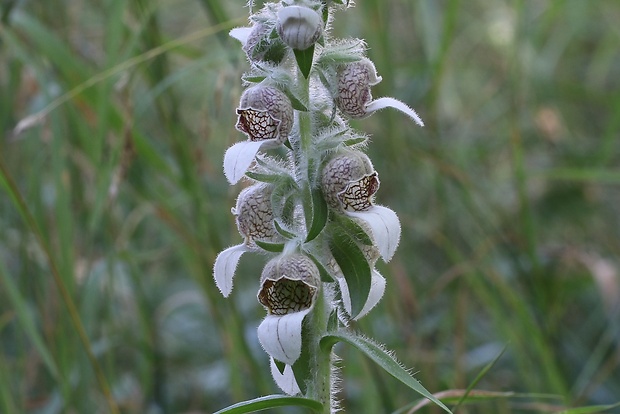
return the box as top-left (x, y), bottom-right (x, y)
top-left (214, 0), bottom-right (435, 406)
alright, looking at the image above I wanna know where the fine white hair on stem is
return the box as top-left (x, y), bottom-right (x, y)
top-left (330, 352), bottom-right (344, 413)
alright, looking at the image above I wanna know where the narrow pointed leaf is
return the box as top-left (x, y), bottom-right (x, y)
top-left (0, 261), bottom-right (59, 378)
top-left (290, 317), bottom-right (312, 395)
top-left (274, 220), bottom-right (297, 239)
top-left (332, 213), bottom-right (373, 246)
top-left (306, 253), bottom-right (335, 283)
top-left (213, 244), bottom-right (248, 297)
top-left (242, 75), bottom-right (268, 83)
top-left (213, 394), bottom-right (323, 414)
top-left (245, 171), bottom-right (285, 184)
top-left (320, 330), bottom-right (452, 413)
top-left (254, 240), bottom-right (285, 253)
top-left (305, 188), bottom-right (328, 242)
top-left (283, 89), bottom-right (309, 112)
top-left (555, 403), bottom-right (620, 414)
top-left (453, 344), bottom-right (508, 411)
top-left (329, 228), bottom-right (371, 318)
top-left (294, 44), bottom-right (315, 78)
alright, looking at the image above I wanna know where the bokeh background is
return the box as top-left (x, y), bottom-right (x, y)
top-left (1, 0), bottom-right (619, 413)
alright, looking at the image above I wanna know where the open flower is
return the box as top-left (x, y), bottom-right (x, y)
top-left (336, 58), bottom-right (424, 126)
top-left (321, 150), bottom-right (379, 212)
top-left (213, 184), bottom-right (281, 297)
top-left (224, 86), bottom-right (294, 184)
top-left (257, 254), bottom-right (320, 367)
top-left (236, 86), bottom-right (293, 143)
top-left (321, 151), bottom-right (401, 261)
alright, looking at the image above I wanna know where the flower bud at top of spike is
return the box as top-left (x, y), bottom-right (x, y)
top-left (236, 86), bottom-right (294, 143)
top-left (336, 58), bottom-right (382, 119)
top-left (243, 22), bottom-right (288, 64)
top-left (258, 254), bottom-right (320, 315)
top-left (276, 6), bottom-right (323, 51)
top-left (321, 151), bottom-right (380, 212)
top-left (233, 183), bottom-right (283, 246)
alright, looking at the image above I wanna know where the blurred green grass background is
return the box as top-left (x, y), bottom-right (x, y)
top-left (1, 0), bottom-right (619, 413)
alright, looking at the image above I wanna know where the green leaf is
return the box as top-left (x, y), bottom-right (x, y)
top-left (453, 344), bottom-right (508, 411)
top-left (332, 213), bottom-right (373, 246)
top-left (245, 171), bottom-right (284, 184)
top-left (283, 89), bottom-right (309, 112)
top-left (254, 240), bottom-right (285, 253)
top-left (294, 44), bottom-right (315, 78)
top-left (344, 136), bottom-right (369, 146)
top-left (290, 316), bottom-right (313, 395)
top-left (306, 253), bottom-right (335, 283)
top-left (213, 394), bottom-right (323, 414)
top-left (274, 220), bottom-right (297, 239)
top-left (242, 75), bottom-right (268, 84)
top-left (328, 229), bottom-right (371, 318)
top-left (555, 402), bottom-right (620, 414)
top-left (305, 188), bottom-right (328, 242)
top-left (0, 261), bottom-right (59, 379)
top-left (321, 331), bottom-right (452, 414)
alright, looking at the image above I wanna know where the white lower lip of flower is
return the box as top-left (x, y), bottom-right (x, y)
top-left (364, 97), bottom-right (425, 127)
top-left (339, 269), bottom-right (386, 320)
top-left (229, 27), bottom-right (252, 45)
top-left (270, 358), bottom-right (301, 395)
top-left (223, 139), bottom-right (280, 184)
top-left (213, 244), bottom-right (249, 297)
top-left (346, 205), bottom-right (401, 262)
top-left (257, 308), bottom-right (312, 365)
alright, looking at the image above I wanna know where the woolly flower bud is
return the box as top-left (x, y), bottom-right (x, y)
top-left (236, 86), bottom-right (294, 143)
top-left (321, 151), bottom-right (380, 212)
top-left (258, 254), bottom-right (320, 315)
top-left (336, 58), bottom-right (382, 119)
top-left (243, 22), bottom-right (287, 64)
top-left (276, 6), bottom-right (323, 51)
top-left (233, 184), bottom-right (283, 246)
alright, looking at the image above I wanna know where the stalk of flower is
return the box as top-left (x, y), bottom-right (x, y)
top-left (212, 1), bottom-right (451, 413)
